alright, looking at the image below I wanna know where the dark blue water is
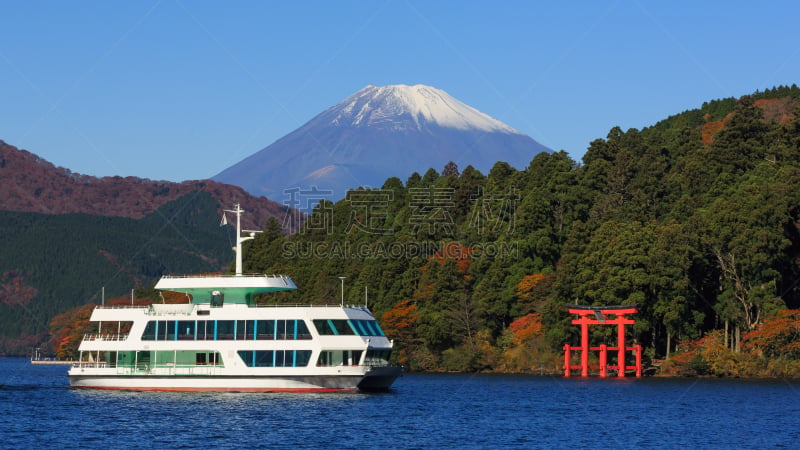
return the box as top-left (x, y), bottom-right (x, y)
top-left (2, 357), bottom-right (799, 449)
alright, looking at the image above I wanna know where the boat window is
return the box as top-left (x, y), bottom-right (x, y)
top-left (256, 320), bottom-right (276, 340)
top-left (166, 321), bottom-right (177, 341)
top-left (365, 320), bottom-right (378, 335)
top-left (295, 320), bottom-right (312, 340)
top-left (197, 320), bottom-right (210, 340)
top-left (364, 349), bottom-right (392, 366)
top-left (274, 350), bottom-right (285, 367)
top-left (237, 350), bottom-right (313, 367)
top-left (141, 320), bottom-right (172, 340)
top-left (247, 320), bottom-right (256, 339)
top-left (276, 320), bottom-right (289, 340)
top-left (339, 320), bottom-right (386, 336)
top-left (350, 320), bottom-right (366, 335)
top-left (216, 321), bottom-right (234, 340)
top-left (316, 350), bottom-right (361, 366)
top-left (285, 320), bottom-right (297, 340)
top-left (178, 321), bottom-right (195, 340)
top-left (313, 319), bottom-right (356, 336)
top-left (142, 319), bottom-right (314, 341)
top-left (235, 320), bottom-right (252, 340)
top-left (313, 319), bottom-right (335, 335)
top-left (333, 320), bottom-right (356, 335)
top-left (142, 321), bottom-right (157, 340)
top-left (295, 350), bottom-right (312, 367)
top-left (250, 320), bottom-right (312, 340)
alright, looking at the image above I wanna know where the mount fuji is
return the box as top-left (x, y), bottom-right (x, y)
top-left (213, 84), bottom-right (550, 202)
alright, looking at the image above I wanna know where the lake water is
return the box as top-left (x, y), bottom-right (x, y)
top-left (1, 357), bottom-right (799, 449)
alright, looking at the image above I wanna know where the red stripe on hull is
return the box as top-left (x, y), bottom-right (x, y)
top-left (72, 386), bottom-right (356, 393)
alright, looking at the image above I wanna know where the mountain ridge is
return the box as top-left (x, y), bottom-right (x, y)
top-left (0, 140), bottom-right (299, 230)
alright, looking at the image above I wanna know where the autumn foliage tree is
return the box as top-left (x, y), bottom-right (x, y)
top-left (496, 313), bottom-right (558, 372)
top-left (47, 286), bottom-right (184, 360)
top-left (49, 303), bottom-right (96, 360)
top-left (381, 299), bottom-right (420, 367)
top-left (660, 310), bottom-right (800, 377)
top-left (742, 309), bottom-right (800, 360)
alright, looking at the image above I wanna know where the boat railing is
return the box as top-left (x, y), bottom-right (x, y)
top-left (95, 302), bottom-right (372, 310)
top-left (146, 304), bottom-right (195, 316)
top-left (114, 363), bottom-right (222, 376)
top-left (248, 304), bottom-right (371, 310)
top-left (160, 273), bottom-right (291, 280)
top-left (363, 360), bottom-right (392, 367)
top-left (71, 362), bottom-right (222, 376)
top-left (82, 333), bottom-right (128, 342)
top-left (72, 361), bottom-right (108, 369)
top-left (94, 305), bottom-right (149, 310)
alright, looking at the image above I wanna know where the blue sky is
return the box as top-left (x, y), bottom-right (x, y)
top-left (2, 1), bottom-right (799, 183)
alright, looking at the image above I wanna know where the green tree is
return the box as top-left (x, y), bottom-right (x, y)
top-left (702, 163), bottom-right (800, 333)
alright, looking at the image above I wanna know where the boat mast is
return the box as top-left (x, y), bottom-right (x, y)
top-left (225, 203), bottom-right (256, 276)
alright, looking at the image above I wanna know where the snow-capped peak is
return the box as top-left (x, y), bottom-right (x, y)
top-left (329, 84), bottom-right (522, 134)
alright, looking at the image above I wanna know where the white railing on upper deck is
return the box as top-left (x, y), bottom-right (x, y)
top-left (146, 304), bottom-right (195, 316)
top-left (159, 273), bottom-right (291, 280)
top-left (90, 301), bottom-right (373, 311)
top-left (94, 305), bottom-right (149, 310)
top-left (248, 304), bottom-right (372, 310)
top-left (82, 333), bottom-right (129, 342)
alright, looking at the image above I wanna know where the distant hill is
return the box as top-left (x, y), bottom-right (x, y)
top-left (646, 84), bottom-right (800, 142)
top-left (213, 84), bottom-right (550, 201)
top-left (0, 140), bottom-right (298, 230)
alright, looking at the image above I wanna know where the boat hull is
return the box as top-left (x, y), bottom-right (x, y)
top-left (68, 367), bottom-right (401, 393)
top-left (357, 366), bottom-right (403, 391)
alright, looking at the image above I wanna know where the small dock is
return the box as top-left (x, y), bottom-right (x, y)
top-left (30, 359), bottom-right (75, 366)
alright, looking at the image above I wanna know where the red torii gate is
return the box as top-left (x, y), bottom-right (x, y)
top-left (563, 305), bottom-right (642, 378)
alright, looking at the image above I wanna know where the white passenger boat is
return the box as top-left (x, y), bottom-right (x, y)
top-left (68, 204), bottom-right (401, 392)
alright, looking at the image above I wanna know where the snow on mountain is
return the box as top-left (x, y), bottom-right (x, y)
top-left (213, 84), bottom-right (550, 203)
top-left (331, 85), bottom-right (520, 133)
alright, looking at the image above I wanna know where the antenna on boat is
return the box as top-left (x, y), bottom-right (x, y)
top-left (365, 286), bottom-right (368, 309)
top-left (339, 276), bottom-right (346, 307)
top-left (224, 203), bottom-right (258, 276)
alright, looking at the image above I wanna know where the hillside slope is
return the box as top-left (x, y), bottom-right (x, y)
top-left (0, 140), bottom-right (298, 230)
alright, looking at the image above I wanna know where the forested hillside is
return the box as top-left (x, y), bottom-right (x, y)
top-left (0, 192), bottom-right (237, 354)
top-left (241, 86), bottom-right (800, 373)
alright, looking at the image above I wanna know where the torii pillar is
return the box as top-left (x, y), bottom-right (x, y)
top-left (563, 305), bottom-right (641, 378)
